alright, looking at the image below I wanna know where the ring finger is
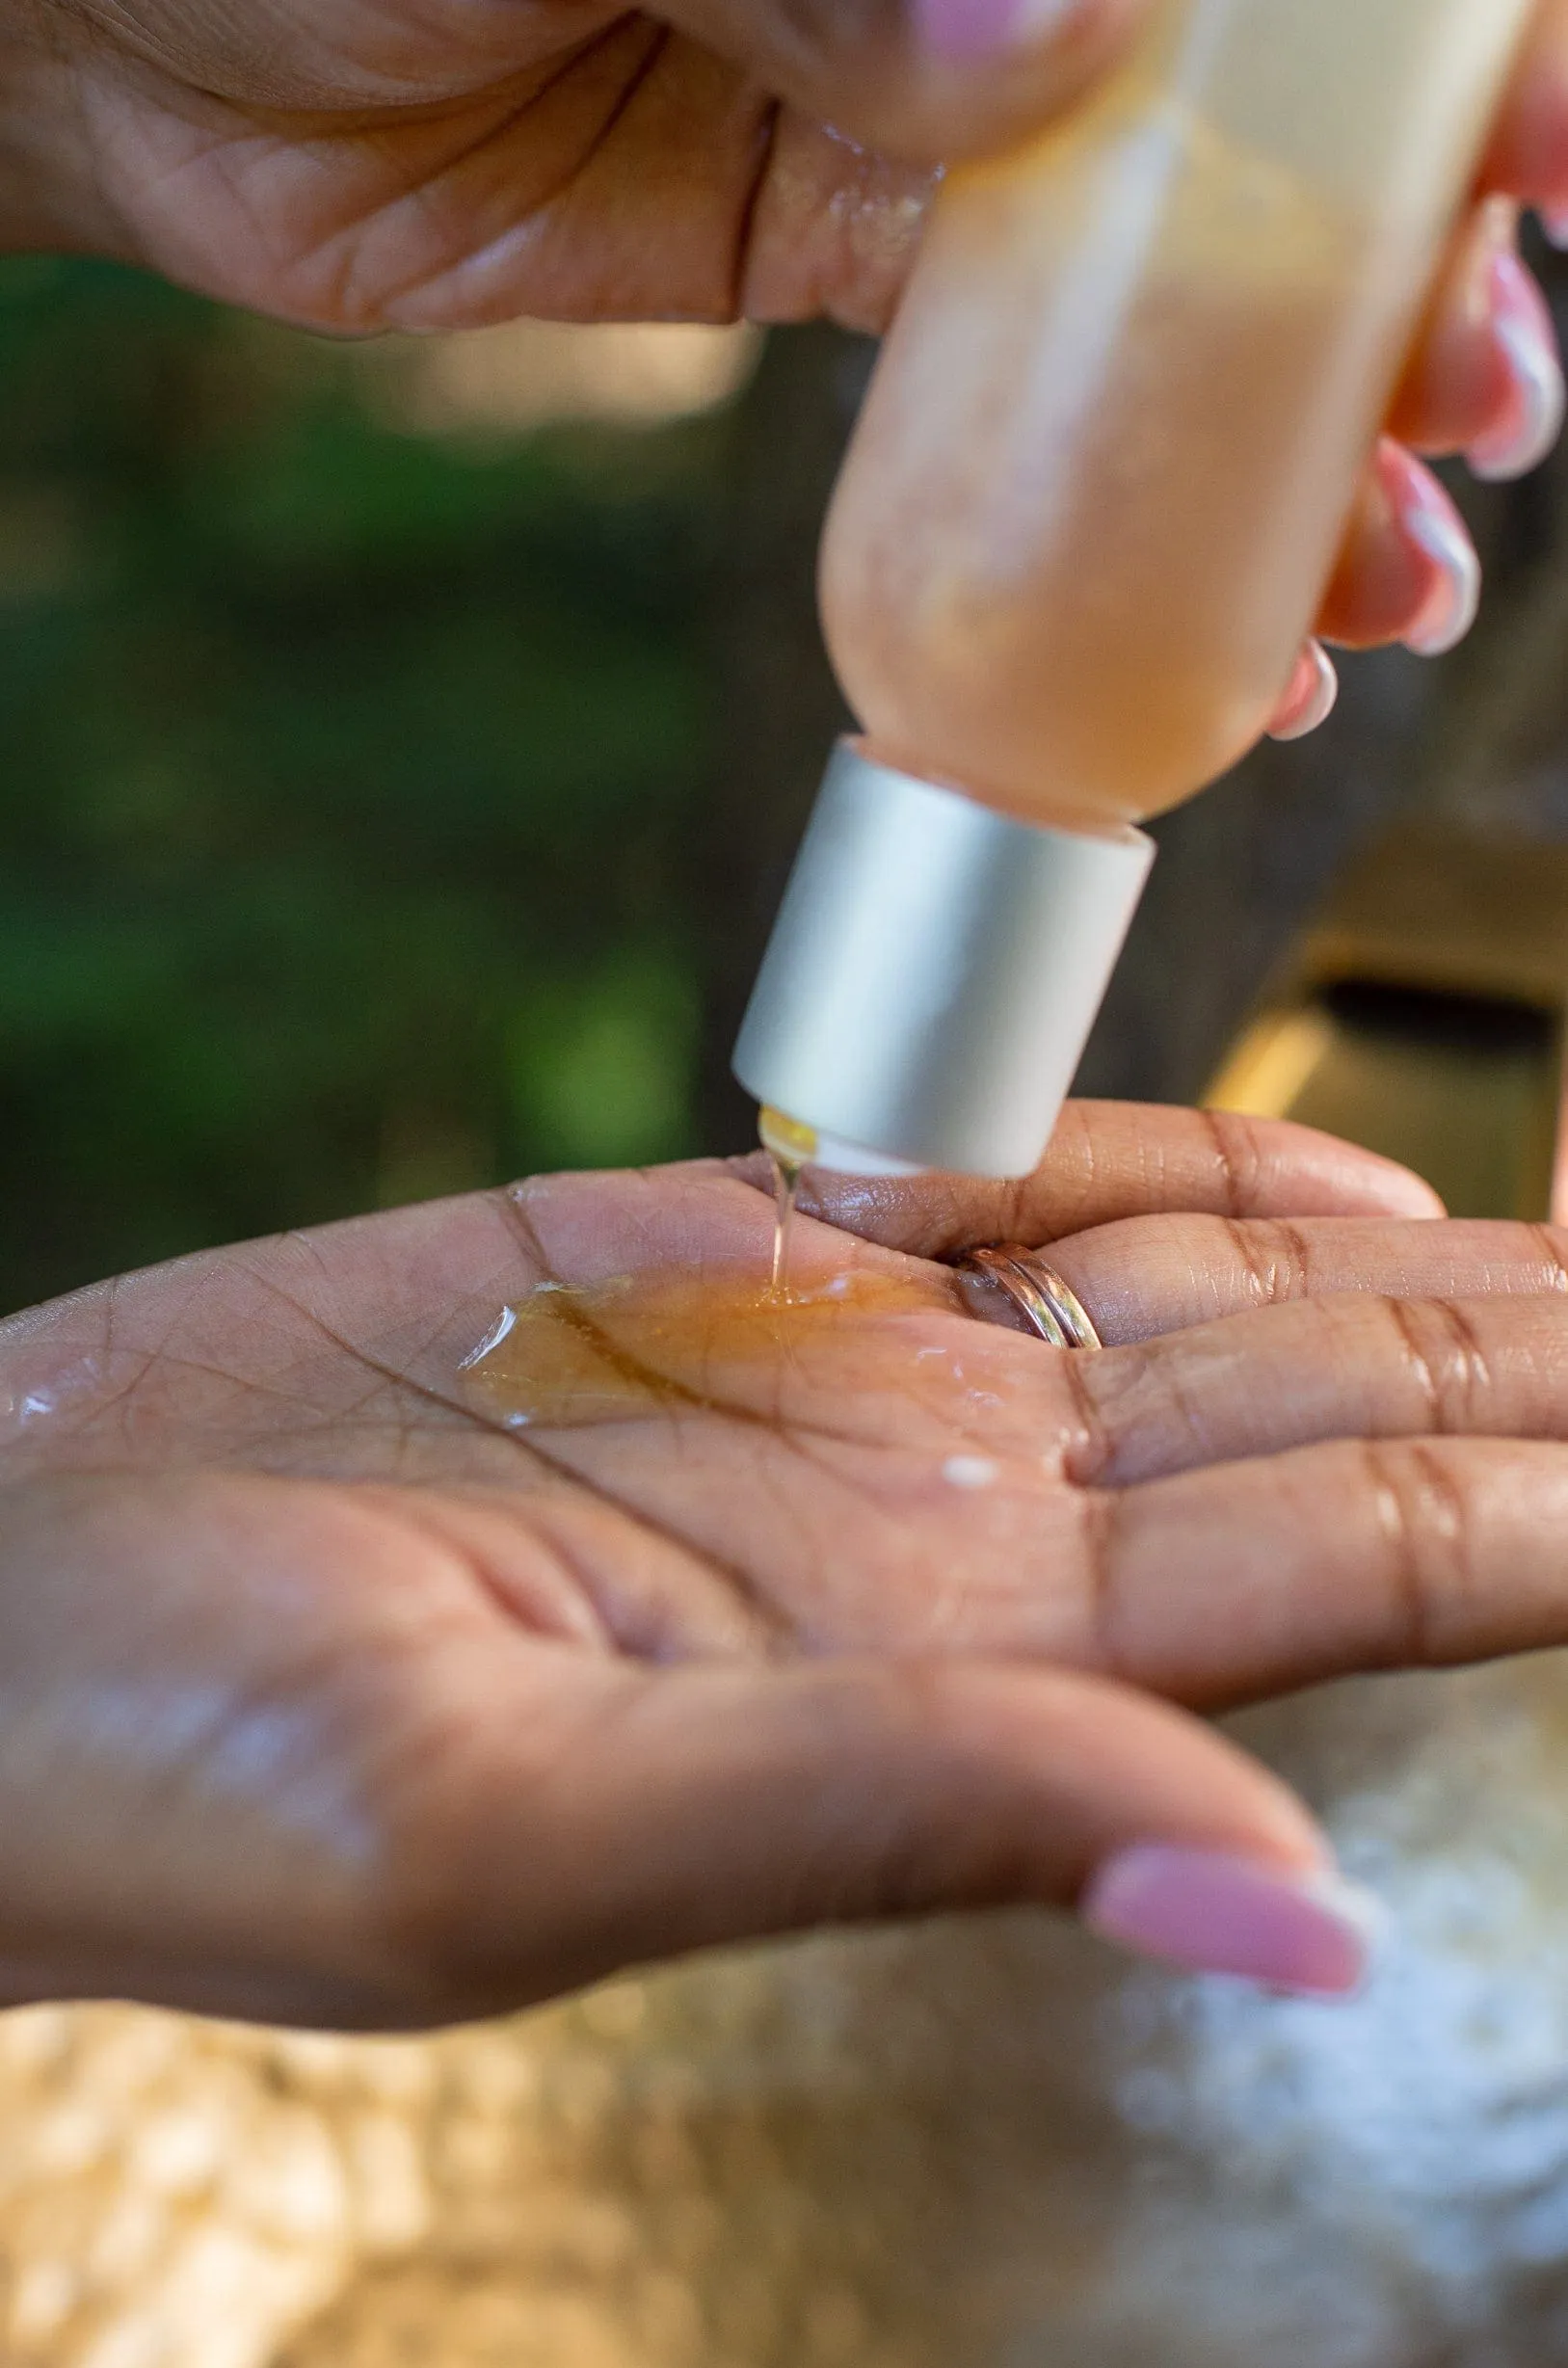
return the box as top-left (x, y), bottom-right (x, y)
top-left (1066, 1289), bottom-right (1568, 1487)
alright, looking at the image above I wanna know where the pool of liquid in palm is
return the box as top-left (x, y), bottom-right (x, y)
top-left (460, 1259), bottom-right (945, 1430)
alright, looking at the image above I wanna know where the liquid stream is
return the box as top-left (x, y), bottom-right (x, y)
top-left (769, 1149), bottom-right (803, 1299)
top-left (460, 1125), bottom-right (1028, 1429)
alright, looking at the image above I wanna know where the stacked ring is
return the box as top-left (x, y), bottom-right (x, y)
top-left (955, 1245), bottom-right (1103, 1350)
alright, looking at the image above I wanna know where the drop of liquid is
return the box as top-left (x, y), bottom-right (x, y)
top-left (461, 1264), bottom-right (947, 1431)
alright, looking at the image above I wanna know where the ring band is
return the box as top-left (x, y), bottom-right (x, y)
top-left (955, 1245), bottom-right (1103, 1351)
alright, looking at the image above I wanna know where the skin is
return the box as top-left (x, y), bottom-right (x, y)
top-left (0, 0), bottom-right (1563, 682)
top-left (0, 6), bottom-right (1564, 2023)
top-left (7, 1102), bottom-right (1568, 2031)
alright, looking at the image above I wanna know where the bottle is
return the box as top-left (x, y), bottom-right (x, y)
top-left (734, 0), bottom-right (1536, 1181)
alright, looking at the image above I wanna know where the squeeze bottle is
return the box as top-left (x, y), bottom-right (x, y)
top-left (734, 0), bottom-right (1537, 1178)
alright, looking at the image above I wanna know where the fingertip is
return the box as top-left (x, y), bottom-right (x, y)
top-left (1333, 1155), bottom-right (1446, 1222)
top-left (910, 0), bottom-right (1050, 66)
top-left (1316, 440), bottom-right (1481, 654)
top-left (1402, 508), bottom-right (1482, 657)
top-left (1202, 1110), bottom-right (1446, 1221)
top-left (1267, 640), bottom-right (1340, 742)
top-left (1082, 1844), bottom-right (1382, 1996)
top-left (1388, 198), bottom-right (1521, 459)
top-left (844, 0), bottom-right (1145, 163)
top-left (910, 0), bottom-right (1131, 67)
top-left (1467, 252), bottom-right (1567, 483)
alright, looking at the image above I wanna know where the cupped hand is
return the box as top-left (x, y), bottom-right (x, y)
top-left (9, 0), bottom-right (1567, 732)
top-left (3, 1100), bottom-right (1568, 2035)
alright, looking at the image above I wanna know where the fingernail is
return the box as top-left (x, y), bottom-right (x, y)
top-left (1468, 253), bottom-right (1566, 484)
top-left (1400, 481), bottom-right (1481, 658)
top-left (913, 0), bottom-right (1077, 62)
top-left (1541, 207), bottom-right (1568, 254)
top-left (1267, 640), bottom-right (1340, 742)
top-left (1083, 1844), bottom-right (1384, 1996)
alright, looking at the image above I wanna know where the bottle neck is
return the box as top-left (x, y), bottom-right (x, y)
top-left (734, 740), bottom-right (1155, 1180)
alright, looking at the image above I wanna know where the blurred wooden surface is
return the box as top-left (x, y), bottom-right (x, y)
top-left (1207, 817), bottom-right (1568, 1218)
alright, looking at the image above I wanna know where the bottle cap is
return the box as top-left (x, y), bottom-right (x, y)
top-left (733, 740), bottom-right (1155, 1179)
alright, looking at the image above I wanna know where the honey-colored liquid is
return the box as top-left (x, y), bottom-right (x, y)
top-left (823, 119), bottom-right (1400, 826)
top-left (460, 1265), bottom-right (942, 1430)
top-left (820, 0), bottom-right (1532, 829)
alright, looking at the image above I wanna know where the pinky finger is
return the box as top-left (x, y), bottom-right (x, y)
top-left (1094, 1435), bottom-right (1568, 1716)
top-left (1267, 639), bottom-right (1340, 741)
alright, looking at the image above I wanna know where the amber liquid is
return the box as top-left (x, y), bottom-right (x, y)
top-left (833, 279), bottom-right (1370, 824)
top-left (823, 136), bottom-right (1397, 826)
top-left (460, 1264), bottom-right (945, 1430)
top-left (817, 0), bottom-right (1528, 829)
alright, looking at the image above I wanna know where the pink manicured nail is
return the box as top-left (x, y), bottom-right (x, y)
top-left (913, 0), bottom-right (1077, 63)
top-left (1469, 253), bottom-right (1566, 485)
top-left (1268, 640), bottom-right (1340, 743)
top-left (1399, 480), bottom-right (1481, 659)
top-left (1083, 1844), bottom-right (1383, 1995)
top-left (1542, 207), bottom-right (1568, 254)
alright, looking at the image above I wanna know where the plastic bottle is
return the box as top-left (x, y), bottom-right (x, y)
top-left (734, 0), bottom-right (1536, 1181)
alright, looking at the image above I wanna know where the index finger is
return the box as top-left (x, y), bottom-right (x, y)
top-left (774, 1103), bottom-right (1443, 1261)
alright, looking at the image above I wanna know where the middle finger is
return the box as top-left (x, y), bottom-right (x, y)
top-left (1044, 1213), bottom-right (1568, 1343)
top-left (1386, 198), bottom-right (1564, 482)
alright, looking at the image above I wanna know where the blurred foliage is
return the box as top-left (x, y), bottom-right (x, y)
top-left (0, 259), bottom-right (725, 1312)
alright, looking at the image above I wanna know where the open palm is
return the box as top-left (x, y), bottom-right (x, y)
top-left (8, 1103), bottom-right (1568, 2031)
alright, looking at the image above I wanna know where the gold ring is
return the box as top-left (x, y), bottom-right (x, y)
top-left (954, 1245), bottom-right (1103, 1350)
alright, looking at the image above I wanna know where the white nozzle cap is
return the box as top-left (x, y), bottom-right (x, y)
top-left (733, 741), bottom-right (1155, 1179)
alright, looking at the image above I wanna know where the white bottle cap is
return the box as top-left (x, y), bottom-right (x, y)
top-left (733, 740), bottom-right (1155, 1179)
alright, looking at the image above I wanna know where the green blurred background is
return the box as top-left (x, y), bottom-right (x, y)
top-left (0, 263), bottom-right (739, 1311)
top-left (1, 238), bottom-right (1564, 1317)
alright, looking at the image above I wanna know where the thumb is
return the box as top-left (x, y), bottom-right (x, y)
top-left (413, 1656), bottom-right (1381, 2017)
top-left (658, 0), bottom-right (1147, 165)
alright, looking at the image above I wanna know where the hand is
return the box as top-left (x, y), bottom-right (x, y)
top-left (7, 0), bottom-right (1566, 733)
top-left (0, 1101), bottom-right (1565, 2033)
